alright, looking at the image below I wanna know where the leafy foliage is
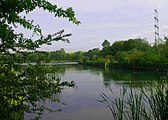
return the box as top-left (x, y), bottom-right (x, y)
top-left (0, 0), bottom-right (80, 53)
top-left (0, 64), bottom-right (75, 119)
top-left (0, 0), bottom-right (79, 119)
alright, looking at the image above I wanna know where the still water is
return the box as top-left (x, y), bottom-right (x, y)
top-left (26, 65), bottom-right (166, 120)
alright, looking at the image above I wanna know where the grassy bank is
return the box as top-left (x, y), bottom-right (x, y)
top-left (80, 61), bottom-right (106, 68)
top-left (109, 63), bottom-right (168, 72)
top-left (80, 61), bottom-right (168, 72)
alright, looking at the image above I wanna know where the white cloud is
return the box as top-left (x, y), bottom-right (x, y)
top-left (19, 0), bottom-right (168, 51)
top-left (102, 16), bottom-right (110, 20)
top-left (163, 25), bottom-right (168, 29)
top-left (131, 34), bottom-right (141, 38)
top-left (145, 30), bottom-right (153, 34)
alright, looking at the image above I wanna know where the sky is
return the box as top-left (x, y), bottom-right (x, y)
top-left (19, 0), bottom-right (168, 52)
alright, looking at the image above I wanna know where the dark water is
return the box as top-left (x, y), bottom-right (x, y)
top-left (25, 65), bottom-right (166, 120)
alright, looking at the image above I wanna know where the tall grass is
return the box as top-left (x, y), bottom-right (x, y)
top-left (99, 81), bottom-right (168, 120)
top-left (143, 81), bottom-right (168, 120)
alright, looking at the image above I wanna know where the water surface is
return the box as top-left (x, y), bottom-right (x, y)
top-left (26, 65), bottom-right (166, 120)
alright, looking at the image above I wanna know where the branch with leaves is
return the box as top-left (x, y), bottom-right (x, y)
top-left (0, 0), bottom-right (80, 53)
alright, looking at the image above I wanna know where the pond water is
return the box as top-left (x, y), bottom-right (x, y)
top-left (25, 65), bottom-right (167, 120)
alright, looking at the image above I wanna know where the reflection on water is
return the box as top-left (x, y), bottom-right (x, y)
top-left (102, 68), bottom-right (163, 87)
top-left (39, 65), bottom-right (166, 120)
top-left (0, 65), bottom-right (74, 120)
top-left (1, 64), bottom-right (166, 120)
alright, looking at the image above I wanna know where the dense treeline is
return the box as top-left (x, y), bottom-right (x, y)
top-left (8, 37), bottom-right (168, 66)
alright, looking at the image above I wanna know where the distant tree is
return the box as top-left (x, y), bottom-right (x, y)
top-left (115, 51), bottom-right (130, 64)
top-left (165, 36), bottom-right (168, 45)
top-left (102, 40), bottom-right (110, 48)
top-left (143, 48), bottom-right (160, 64)
top-left (110, 41), bottom-right (124, 55)
top-left (66, 52), bottom-right (75, 61)
top-left (156, 37), bottom-right (168, 63)
top-left (59, 48), bottom-right (66, 60)
top-left (129, 49), bottom-right (144, 65)
top-left (50, 48), bottom-right (66, 61)
top-left (73, 51), bottom-right (83, 62)
top-left (85, 48), bottom-right (101, 61)
top-left (123, 38), bottom-right (150, 51)
top-left (102, 40), bottom-right (111, 56)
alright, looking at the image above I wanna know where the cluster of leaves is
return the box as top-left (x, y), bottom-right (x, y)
top-left (0, 0), bottom-right (79, 119)
top-left (0, 0), bottom-right (80, 53)
top-left (0, 64), bottom-right (75, 119)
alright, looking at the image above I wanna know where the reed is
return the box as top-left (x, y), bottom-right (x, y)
top-left (99, 81), bottom-right (168, 120)
top-left (143, 81), bottom-right (168, 120)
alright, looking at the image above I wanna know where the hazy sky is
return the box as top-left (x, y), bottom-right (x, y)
top-left (20, 0), bottom-right (168, 52)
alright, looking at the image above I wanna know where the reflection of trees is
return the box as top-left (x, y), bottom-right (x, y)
top-left (102, 68), bottom-right (165, 88)
top-left (45, 65), bottom-right (66, 79)
top-left (102, 69), bottom-right (112, 87)
top-left (0, 64), bottom-right (74, 120)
